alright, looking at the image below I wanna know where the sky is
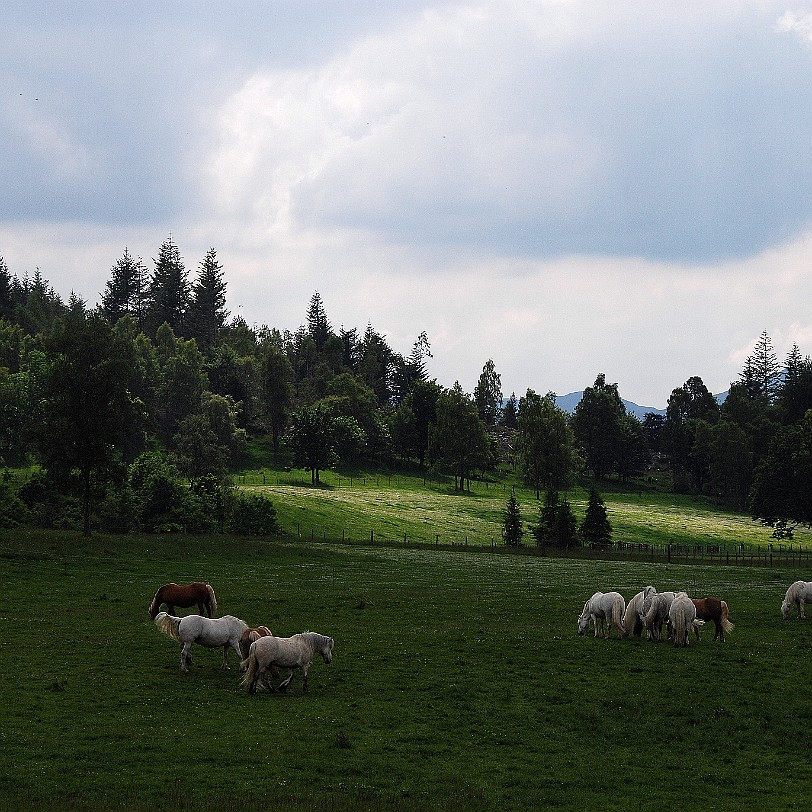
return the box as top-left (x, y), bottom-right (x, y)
top-left (3, 1), bottom-right (812, 409)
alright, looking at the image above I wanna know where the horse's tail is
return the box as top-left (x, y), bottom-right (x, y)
top-left (720, 601), bottom-right (734, 633)
top-left (612, 595), bottom-right (626, 637)
top-left (673, 604), bottom-right (687, 646)
top-left (621, 594), bottom-right (638, 635)
top-left (155, 611), bottom-right (181, 642)
top-left (206, 583), bottom-right (218, 617)
top-left (148, 588), bottom-right (161, 620)
top-left (240, 650), bottom-right (258, 684)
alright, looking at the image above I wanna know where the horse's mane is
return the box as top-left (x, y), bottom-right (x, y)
top-left (154, 611), bottom-right (181, 641)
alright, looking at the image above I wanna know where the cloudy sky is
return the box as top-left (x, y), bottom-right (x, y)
top-left (3, 1), bottom-right (812, 408)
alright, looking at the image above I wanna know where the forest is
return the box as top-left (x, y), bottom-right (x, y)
top-left (0, 237), bottom-right (810, 540)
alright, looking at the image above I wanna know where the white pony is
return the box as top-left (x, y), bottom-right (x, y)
top-left (781, 580), bottom-right (812, 619)
top-left (641, 588), bottom-right (675, 642)
top-left (154, 612), bottom-right (249, 673)
top-left (668, 592), bottom-right (705, 647)
top-left (622, 586), bottom-right (656, 638)
top-left (241, 632), bottom-right (334, 694)
top-left (578, 592), bottom-right (626, 639)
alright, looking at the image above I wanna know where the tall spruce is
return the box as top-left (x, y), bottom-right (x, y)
top-left (100, 248), bottom-right (148, 329)
top-left (146, 236), bottom-right (190, 338)
top-left (188, 247), bottom-right (229, 351)
top-left (580, 488), bottom-right (612, 547)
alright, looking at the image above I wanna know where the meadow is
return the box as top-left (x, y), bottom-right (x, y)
top-left (2, 512), bottom-right (811, 811)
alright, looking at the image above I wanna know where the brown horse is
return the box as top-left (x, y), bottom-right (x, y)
top-left (148, 582), bottom-right (218, 620)
top-left (240, 625), bottom-right (273, 659)
top-left (692, 597), bottom-right (734, 642)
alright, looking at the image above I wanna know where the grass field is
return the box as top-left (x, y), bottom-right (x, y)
top-left (238, 467), bottom-right (812, 550)
top-left (2, 521), bottom-right (812, 811)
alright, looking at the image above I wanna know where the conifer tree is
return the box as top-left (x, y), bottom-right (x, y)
top-left (188, 247), bottom-right (229, 351)
top-left (503, 492), bottom-right (524, 547)
top-left (580, 488), bottom-right (612, 547)
top-left (146, 236), bottom-right (190, 338)
top-left (100, 248), bottom-right (148, 329)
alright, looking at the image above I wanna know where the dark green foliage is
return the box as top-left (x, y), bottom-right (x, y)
top-left (516, 389), bottom-right (577, 499)
top-left (146, 236), bottom-right (190, 337)
top-left (502, 492), bottom-right (523, 546)
top-left (34, 310), bottom-right (147, 534)
top-left (286, 402), bottom-right (337, 484)
top-left (188, 247), bottom-right (229, 351)
top-left (750, 411), bottom-right (812, 537)
top-left (473, 358), bottom-right (502, 426)
top-left (228, 490), bottom-right (278, 536)
top-left (533, 491), bottom-right (578, 548)
top-left (580, 488), bottom-right (611, 547)
top-left (100, 247), bottom-right (148, 329)
top-left (571, 373), bottom-right (628, 479)
top-left (428, 382), bottom-right (491, 490)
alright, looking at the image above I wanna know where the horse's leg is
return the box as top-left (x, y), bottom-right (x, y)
top-left (278, 670), bottom-right (294, 692)
top-left (180, 642), bottom-right (192, 672)
top-left (301, 664), bottom-right (310, 694)
top-left (221, 644), bottom-right (230, 670)
top-left (223, 637), bottom-right (242, 669)
top-left (800, 599), bottom-right (806, 619)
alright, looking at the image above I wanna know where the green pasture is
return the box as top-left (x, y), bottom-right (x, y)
top-left (237, 467), bottom-right (811, 550)
top-left (2, 527), bottom-right (811, 811)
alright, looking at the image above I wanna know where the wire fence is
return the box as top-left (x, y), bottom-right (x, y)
top-left (255, 524), bottom-right (812, 568)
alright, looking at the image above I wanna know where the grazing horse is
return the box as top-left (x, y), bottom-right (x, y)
top-left (642, 589), bottom-right (675, 642)
top-left (577, 592), bottom-right (626, 639)
top-left (148, 582), bottom-right (217, 620)
top-left (241, 632), bottom-right (334, 694)
top-left (669, 592), bottom-right (705, 647)
top-left (240, 625), bottom-right (273, 659)
top-left (154, 612), bottom-right (248, 673)
top-left (781, 581), bottom-right (812, 619)
top-left (622, 586), bottom-right (655, 638)
top-left (692, 598), bottom-right (734, 641)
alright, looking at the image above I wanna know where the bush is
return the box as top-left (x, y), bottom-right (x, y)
top-left (228, 491), bottom-right (278, 537)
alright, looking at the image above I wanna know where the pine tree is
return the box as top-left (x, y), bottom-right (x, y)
top-left (474, 358), bottom-right (502, 426)
top-left (100, 248), bottom-right (148, 329)
top-left (306, 291), bottom-right (331, 350)
top-left (740, 331), bottom-right (781, 403)
top-left (188, 247), bottom-right (229, 351)
top-left (146, 236), bottom-right (190, 338)
top-left (580, 488), bottom-right (612, 548)
top-left (503, 493), bottom-right (524, 547)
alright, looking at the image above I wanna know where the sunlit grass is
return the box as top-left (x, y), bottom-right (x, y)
top-left (238, 466), bottom-right (812, 550)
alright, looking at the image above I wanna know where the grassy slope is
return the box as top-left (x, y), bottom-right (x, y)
top-left (2, 523), bottom-right (812, 811)
top-left (238, 466), bottom-right (812, 549)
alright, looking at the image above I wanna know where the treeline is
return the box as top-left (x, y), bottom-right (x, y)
top-left (0, 240), bottom-right (810, 540)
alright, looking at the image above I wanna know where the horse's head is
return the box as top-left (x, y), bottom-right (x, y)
top-left (320, 636), bottom-right (334, 664)
top-left (577, 612), bottom-right (590, 635)
top-left (781, 598), bottom-right (792, 619)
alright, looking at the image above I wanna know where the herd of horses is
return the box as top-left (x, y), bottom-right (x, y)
top-left (148, 581), bottom-right (334, 693)
top-left (147, 577), bottom-right (812, 687)
top-left (578, 579), bottom-right (812, 647)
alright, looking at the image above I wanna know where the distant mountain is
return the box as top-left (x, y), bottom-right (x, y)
top-left (555, 391), bottom-right (665, 419)
top-left (555, 390), bottom-right (728, 419)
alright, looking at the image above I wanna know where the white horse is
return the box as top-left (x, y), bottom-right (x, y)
top-left (622, 586), bottom-right (656, 638)
top-left (641, 589), bottom-right (675, 642)
top-left (241, 632), bottom-right (334, 694)
top-left (578, 592), bottom-right (626, 639)
top-left (781, 580), bottom-right (812, 619)
top-left (668, 592), bottom-right (704, 647)
top-left (154, 612), bottom-right (249, 673)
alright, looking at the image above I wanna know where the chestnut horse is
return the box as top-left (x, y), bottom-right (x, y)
top-left (240, 625), bottom-right (273, 659)
top-left (692, 597), bottom-right (734, 642)
top-left (148, 582), bottom-right (218, 620)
